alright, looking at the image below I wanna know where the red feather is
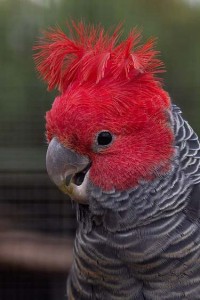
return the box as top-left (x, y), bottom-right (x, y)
top-left (34, 22), bottom-right (164, 92)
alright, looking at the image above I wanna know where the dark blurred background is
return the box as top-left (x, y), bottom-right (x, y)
top-left (0, 0), bottom-right (200, 299)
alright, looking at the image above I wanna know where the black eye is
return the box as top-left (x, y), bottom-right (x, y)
top-left (97, 131), bottom-right (113, 146)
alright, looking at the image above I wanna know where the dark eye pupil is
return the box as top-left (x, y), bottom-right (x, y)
top-left (97, 131), bottom-right (112, 146)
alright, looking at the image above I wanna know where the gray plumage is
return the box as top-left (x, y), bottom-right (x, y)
top-left (67, 105), bottom-right (200, 299)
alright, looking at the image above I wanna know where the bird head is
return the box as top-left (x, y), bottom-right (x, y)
top-left (34, 22), bottom-right (174, 204)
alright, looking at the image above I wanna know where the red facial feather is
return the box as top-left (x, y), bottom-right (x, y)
top-left (35, 22), bottom-right (174, 191)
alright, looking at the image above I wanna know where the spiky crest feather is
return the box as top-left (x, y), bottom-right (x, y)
top-left (34, 22), bottom-right (164, 92)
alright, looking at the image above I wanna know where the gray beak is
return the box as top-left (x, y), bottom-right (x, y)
top-left (46, 137), bottom-right (91, 204)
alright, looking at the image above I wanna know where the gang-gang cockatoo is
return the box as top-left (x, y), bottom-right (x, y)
top-left (34, 22), bottom-right (200, 299)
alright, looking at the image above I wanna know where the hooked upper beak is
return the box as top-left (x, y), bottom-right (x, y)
top-left (46, 137), bottom-right (91, 204)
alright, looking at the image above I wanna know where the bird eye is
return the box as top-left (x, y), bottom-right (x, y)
top-left (97, 131), bottom-right (113, 146)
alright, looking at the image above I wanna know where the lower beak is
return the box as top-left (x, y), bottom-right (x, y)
top-left (46, 137), bottom-right (91, 204)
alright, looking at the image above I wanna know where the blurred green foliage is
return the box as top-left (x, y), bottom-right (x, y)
top-left (0, 0), bottom-right (200, 154)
